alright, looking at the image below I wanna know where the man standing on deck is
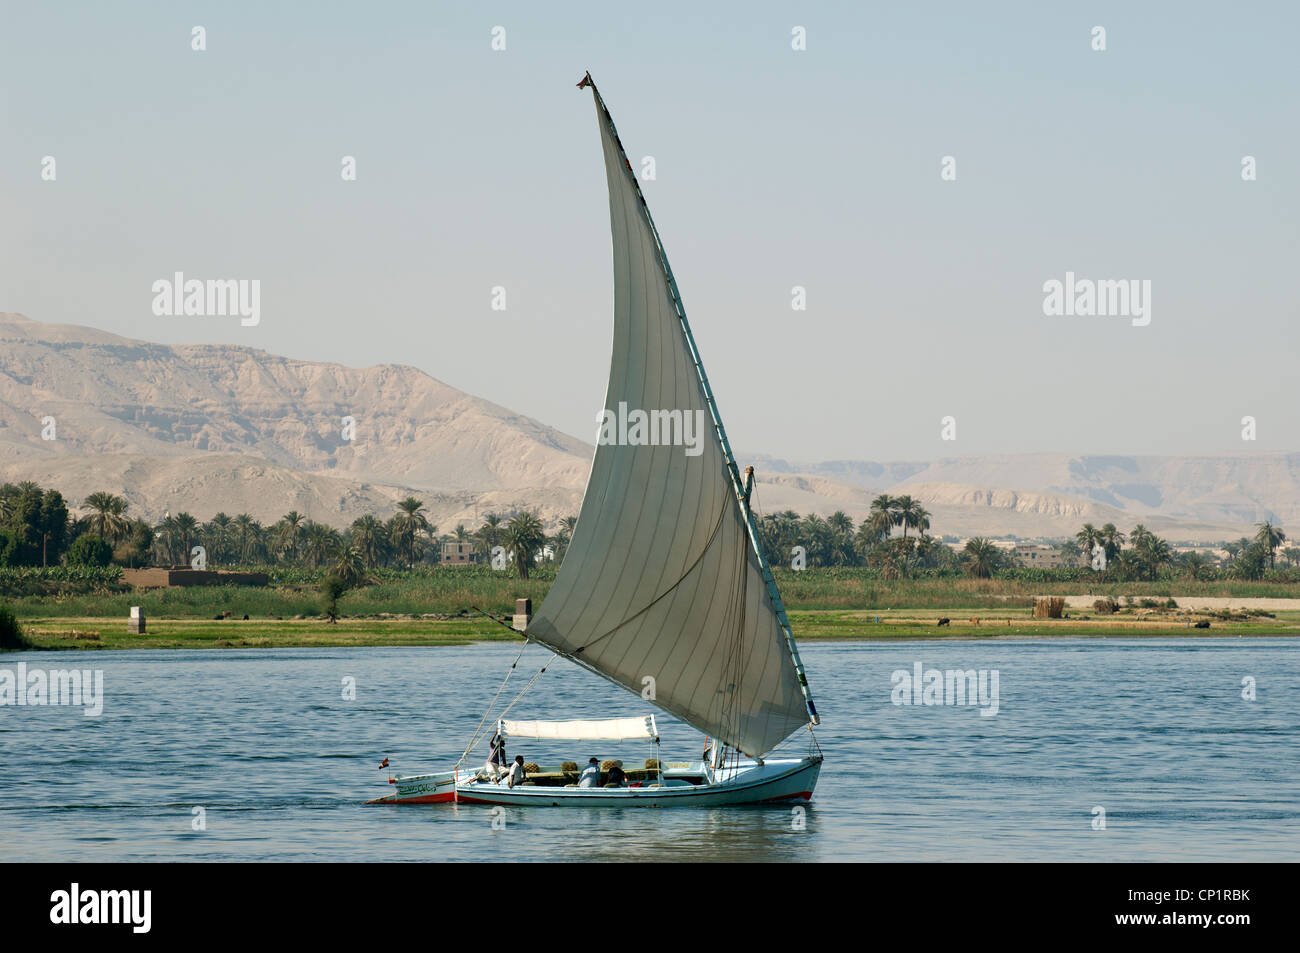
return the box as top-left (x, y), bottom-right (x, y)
top-left (485, 733), bottom-right (507, 781)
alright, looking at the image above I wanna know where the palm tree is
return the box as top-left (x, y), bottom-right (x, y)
top-left (303, 521), bottom-right (342, 567)
top-left (1134, 533), bottom-right (1172, 581)
top-left (799, 513), bottom-right (832, 567)
top-left (1099, 523), bottom-right (1126, 563)
top-left (391, 497), bottom-right (430, 569)
top-left (204, 512), bottom-right (234, 564)
top-left (1075, 523), bottom-right (1102, 562)
top-left (1254, 521), bottom-right (1287, 570)
top-left (826, 510), bottom-right (856, 566)
top-left (230, 514), bottom-right (262, 563)
top-left (422, 522), bottom-right (440, 565)
top-left (773, 511), bottom-right (801, 561)
top-left (1112, 549), bottom-right (1144, 582)
top-left (454, 523), bottom-right (471, 544)
top-left (910, 504), bottom-right (931, 538)
top-left (155, 514), bottom-right (183, 565)
top-left (475, 513), bottom-right (505, 558)
top-left (82, 492), bottom-right (129, 545)
top-left (827, 511), bottom-right (853, 536)
top-left (1180, 551), bottom-right (1210, 581)
top-left (868, 536), bottom-right (916, 580)
top-left (504, 511), bottom-right (546, 579)
top-left (1281, 547), bottom-right (1300, 569)
top-left (892, 496), bottom-right (925, 539)
top-left (332, 544), bottom-right (369, 588)
top-left (962, 537), bottom-right (1003, 579)
top-left (124, 518), bottom-right (154, 568)
top-left (545, 515), bottom-right (580, 565)
top-left (869, 495), bottom-right (896, 539)
top-left (1233, 543), bottom-right (1268, 580)
top-left (757, 514), bottom-right (786, 563)
top-left (350, 514), bottom-right (385, 568)
top-left (275, 511), bottom-right (305, 562)
top-left (868, 508), bottom-right (894, 543)
top-left (169, 512), bottom-right (199, 565)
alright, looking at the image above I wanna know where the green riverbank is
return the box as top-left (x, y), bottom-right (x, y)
top-left (10, 608), bottom-right (1299, 651)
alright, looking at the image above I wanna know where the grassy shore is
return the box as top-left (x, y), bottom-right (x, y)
top-left (5, 567), bottom-right (1299, 650)
top-left (7, 569), bottom-right (1300, 618)
top-left (13, 607), bottom-right (1300, 651)
top-left (15, 616), bottom-right (520, 650)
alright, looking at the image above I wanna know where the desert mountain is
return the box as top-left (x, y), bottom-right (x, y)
top-left (0, 312), bottom-right (588, 527)
top-left (751, 453), bottom-right (1300, 540)
top-left (1, 312), bottom-right (1292, 541)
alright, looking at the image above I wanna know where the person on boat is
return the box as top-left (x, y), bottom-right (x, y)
top-left (484, 733), bottom-right (507, 781)
top-left (578, 757), bottom-right (600, 788)
top-left (504, 755), bottom-right (527, 788)
top-left (605, 762), bottom-right (627, 787)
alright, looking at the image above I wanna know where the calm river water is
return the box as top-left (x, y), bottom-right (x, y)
top-left (1, 639), bottom-right (1296, 861)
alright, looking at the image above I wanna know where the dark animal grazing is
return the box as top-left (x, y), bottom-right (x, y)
top-left (1194, 620), bottom-right (1211, 629)
top-left (937, 618), bottom-right (950, 627)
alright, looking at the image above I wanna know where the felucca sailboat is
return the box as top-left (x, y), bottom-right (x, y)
top-left (369, 74), bottom-right (821, 807)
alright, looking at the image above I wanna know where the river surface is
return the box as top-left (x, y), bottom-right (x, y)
top-left (1, 639), bottom-right (1296, 861)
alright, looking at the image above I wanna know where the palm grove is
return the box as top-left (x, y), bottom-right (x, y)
top-left (757, 497), bottom-right (1293, 582)
top-left (2, 481), bottom-right (1294, 584)
top-left (0, 482), bottom-right (562, 581)
top-left (756, 494), bottom-right (1014, 578)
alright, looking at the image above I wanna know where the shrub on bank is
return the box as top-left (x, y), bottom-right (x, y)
top-left (67, 534), bottom-right (113, 568)
top-left (0, 603), bottom-right (30, 651)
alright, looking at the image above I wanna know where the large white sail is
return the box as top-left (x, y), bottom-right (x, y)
top-left (525, 77), bottom-right (815, 758)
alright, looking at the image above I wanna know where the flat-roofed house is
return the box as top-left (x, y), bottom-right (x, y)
top-left (441, 541), bottom-right (478, 566)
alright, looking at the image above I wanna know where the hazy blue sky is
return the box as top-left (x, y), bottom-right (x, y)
top-left (3, 1), bottom-right (1296, 461)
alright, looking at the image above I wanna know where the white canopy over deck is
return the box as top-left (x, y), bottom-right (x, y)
top-left (499, 715), bottom-right (658, 742)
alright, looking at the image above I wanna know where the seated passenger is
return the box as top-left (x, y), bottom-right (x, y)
top-left (504, 755), bottom-right (527, 788)
top-left (605, 762), bottom-right (627, 787)
top-left (578, 757), bottom-right (600, 788)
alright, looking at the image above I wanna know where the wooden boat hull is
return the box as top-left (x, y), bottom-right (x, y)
top-left (367, 756), bottom-right (820, 807)
top-left (366, 770), bottom-right (459, 805)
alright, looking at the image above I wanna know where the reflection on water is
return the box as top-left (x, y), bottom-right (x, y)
top-left (0, 640), bottom-right (1297, 861)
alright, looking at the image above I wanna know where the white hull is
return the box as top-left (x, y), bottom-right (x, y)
top-left (368, 756), bottom-right (821, 808)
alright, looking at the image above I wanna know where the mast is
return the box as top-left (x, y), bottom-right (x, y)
top-left (577, 72), bottom-right (819, 728)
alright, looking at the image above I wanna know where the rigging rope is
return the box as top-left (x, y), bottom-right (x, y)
top-left (492, 660), bottom-right (552, 727)
top-left (454, 639), bottom-right (529, 771)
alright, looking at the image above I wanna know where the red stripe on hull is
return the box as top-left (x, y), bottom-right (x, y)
top-left (450, 789), bottom-right (814, 806)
